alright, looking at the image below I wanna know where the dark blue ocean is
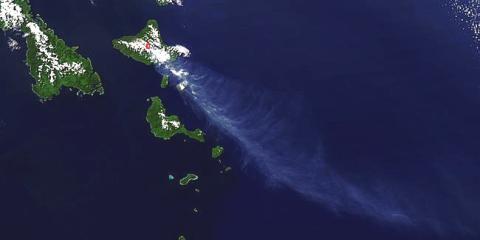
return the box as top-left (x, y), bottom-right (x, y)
top-left (1, 0), bottom-right (480, 239)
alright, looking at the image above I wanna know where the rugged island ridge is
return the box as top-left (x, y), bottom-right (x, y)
top-left (112, 20), bottom-right (189, 66)
top-left (0, 0), bottom-right (103, 101)
top-left (146, 96), bottom-right (205, 142)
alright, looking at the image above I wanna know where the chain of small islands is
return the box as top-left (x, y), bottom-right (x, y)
top-left (0, 0), bottom-right (230, 239)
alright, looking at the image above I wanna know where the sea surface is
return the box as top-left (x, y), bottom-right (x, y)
top-left (1, 0), bottom-right (480, 239)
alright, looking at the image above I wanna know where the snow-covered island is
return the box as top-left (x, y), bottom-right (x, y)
top-left (0, 0), bottom-right (103, 101)
top-left (156, 0), bottom-right (183, 6)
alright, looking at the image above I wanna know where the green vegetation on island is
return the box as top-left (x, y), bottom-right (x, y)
top-left (178, 235), bottom-right (186, 240)
top-left (146, 96), bottom-right (205, 142)
top-left (0, 0), bottom-right (30, 31)
top-left (161, 75), bottom-right (169, 88)
top-left (0, 0), bottom-right (103, 101)
top-left (212, 145), bottom-right (224, 159)
top-left (25, 18), bottom-right (103, 100)
top-left (179, 173), bottom-right (198, 186)
top-left (112, 19), bottom-right (190, 66)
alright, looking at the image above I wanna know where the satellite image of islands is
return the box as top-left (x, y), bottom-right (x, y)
top-left (1, 0), bottom-right (480, 240)
top-left (1, 0), bottom-right (103, 101)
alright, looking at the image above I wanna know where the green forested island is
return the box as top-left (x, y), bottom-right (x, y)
top-left (179, 173), bottom-right (198, 186)
top-left (212, 146), bottom-right (224, 159)
top-left (146, 96), bottom-right (205, 142)
top-left (0, 0), bottom-right (103, 101)
top-left (177, 235), bottom-right (186, 240)
top-left (115, 21), bottom-right (201, 142)
top-left (161, 75), bottom-right (169, 88)
top-left (112, 19), bottom-right (190, 66)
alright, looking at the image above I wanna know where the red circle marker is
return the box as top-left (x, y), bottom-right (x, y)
top-left (146, 41), bottom-right (151, 49)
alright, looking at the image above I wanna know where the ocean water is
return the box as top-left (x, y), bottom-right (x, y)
top-left (1, 0), bottom-right (480, 239)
